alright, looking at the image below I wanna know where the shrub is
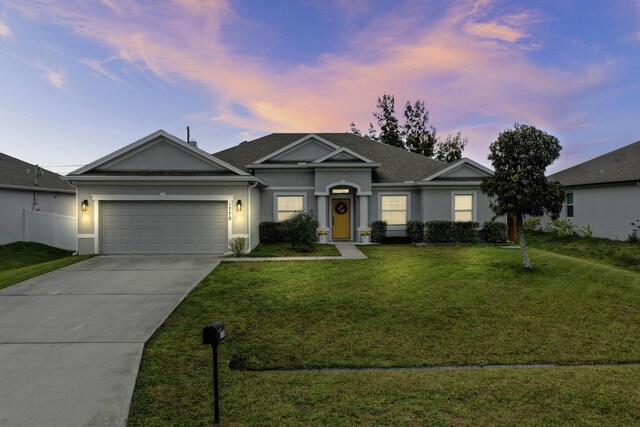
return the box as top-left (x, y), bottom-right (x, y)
top-left (546, 219), bottom-right (574, 237)
top-left (425, 221), bottom-right (456, 243)
top-left (480, 221), bottom-right (507, 243)
top-left (523, 217), bottom-right (542, 232)
top-left (371, 221), bottom-right (387, 243)
top-left (259, 221), bottom-right (285, 243)
top-left (578, 224), bottom-right (594, 238)
top-left (406, 220), bottom-right (425, 243)
top-left (629, 220), bottom-right (640, 243)
top-left (454, 221), bottom-right (480, 243)
top-left (228, 237), bottom-right (246, 256)
top-left (282, 211), bottom-right (318, 252)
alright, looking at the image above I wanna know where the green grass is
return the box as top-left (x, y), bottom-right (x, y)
top-left (239, 242), bottom-right (340, 257)
top-left (527, 231), bottom-right (640, 272)
top-left (0, 242), bottom-right (91, 290)
top-left (129, 245), bottom-right (640, 425)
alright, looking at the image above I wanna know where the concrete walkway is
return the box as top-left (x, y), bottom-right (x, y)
top-left (0, 255), bottom-right (220, 427)
top-left (224, 242), bottom-right (368, 262)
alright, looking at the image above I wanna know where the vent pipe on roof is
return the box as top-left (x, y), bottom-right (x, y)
top-left (186, 126), bottom-right (198, 147)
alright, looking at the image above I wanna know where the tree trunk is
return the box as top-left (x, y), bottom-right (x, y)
top-left (518, 214), bottom-right (531, 269)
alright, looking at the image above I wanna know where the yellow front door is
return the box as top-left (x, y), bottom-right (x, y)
top-left (332, 199), bottom-right (350, 239)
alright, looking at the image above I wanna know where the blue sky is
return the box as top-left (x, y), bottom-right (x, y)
top-left (0, 0), bottom-right (639, 175)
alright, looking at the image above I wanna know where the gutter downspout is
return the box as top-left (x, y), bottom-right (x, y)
top-left (246, 181), bottom-right (258, 253)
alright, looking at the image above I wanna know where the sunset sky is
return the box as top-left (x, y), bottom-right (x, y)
top-left (0, 0), bottom-right (639, 174)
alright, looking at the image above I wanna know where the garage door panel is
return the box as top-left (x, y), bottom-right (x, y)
top-left (101, 201), bottom-right (228, 254)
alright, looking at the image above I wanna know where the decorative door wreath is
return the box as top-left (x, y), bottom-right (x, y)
top-left (334, 202), bottom-right (348, 214)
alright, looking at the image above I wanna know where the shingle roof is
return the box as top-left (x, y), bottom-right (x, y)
top-left (0, 153), bottom-right (75, 192)
top-left (548, 140), bottom-right (640, 186)
top-left (213, 133), bottom-right (449, 183)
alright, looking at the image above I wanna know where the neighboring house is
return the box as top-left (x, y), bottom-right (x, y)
top-left (0, 153), bottom-right (76, 248)
top-left (548, 140), bottom-right (640, 240)
top-left (66, 130), bottom-right (500, 255)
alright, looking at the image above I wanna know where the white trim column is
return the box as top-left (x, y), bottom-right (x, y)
top-left (357, 194), bottom-right (369, 243)
top-left (317, 195), bottom-right (329, 243)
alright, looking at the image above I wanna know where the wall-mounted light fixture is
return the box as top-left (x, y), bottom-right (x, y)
top-left (81, 200), bottom-right (89, 212)
top-left (236, 200), bottom-right (242, 212)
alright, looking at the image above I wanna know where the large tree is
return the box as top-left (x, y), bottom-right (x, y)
top-left (373, 94), bottom-right (402, 148)
top-left (434, 131), bottom-right (467, 163)
top-left (481, 124), bottom-right (565, 269)
top-left (350, 94), bottom-right (466, 161)
top-left (402, 100), bottom-right (437, 157)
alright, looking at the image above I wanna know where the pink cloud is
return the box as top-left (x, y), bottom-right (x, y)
top-left (35, 63), bottom-right (66, 89)
top-left (0, 20), bottom-right (12, 38)
top-left (7, 0), bottom-right (614, 151)
top-left (464, 21), bottom-right (524, 42)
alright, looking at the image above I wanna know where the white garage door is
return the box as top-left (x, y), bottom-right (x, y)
top-left (101, 201), bottom-right (228, 254)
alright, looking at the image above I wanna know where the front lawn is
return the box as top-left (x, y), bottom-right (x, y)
top-left (239, 242), bottom-right (340, 257)
top-left (527, 231), bottom-right (640, 272)
top-left (0, 242), bottom-right (91, 290)
top-left (128, 245), bottom-right (640, 425)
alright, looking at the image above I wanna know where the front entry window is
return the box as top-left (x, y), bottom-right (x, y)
top-left (276, 195), bottom-right (304, 221)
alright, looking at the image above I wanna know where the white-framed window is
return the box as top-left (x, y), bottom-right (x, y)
top-left (274, 193), bottom-right (306, 221)
top-left (452, 192), bottom-right (476, 222)
top-left (380, 193), bottom-right (409, 225)
top-left (566, 192), bottom-right (574, 218)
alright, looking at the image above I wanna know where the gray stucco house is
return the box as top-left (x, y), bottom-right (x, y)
top-left (0, 153), bottom-right (76, 247)
top-left (66, 130), bottom-right (499, 255)
top-left (548, 140), bottom-right (640, 240)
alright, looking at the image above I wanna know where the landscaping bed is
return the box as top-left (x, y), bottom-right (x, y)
top-left (129, 244), bottom-right (640, 425)
top-left (238, 242), bottom-right (340, 258)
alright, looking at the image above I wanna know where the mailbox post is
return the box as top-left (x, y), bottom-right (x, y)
top-left (203, 321), bottom-right (225, 425)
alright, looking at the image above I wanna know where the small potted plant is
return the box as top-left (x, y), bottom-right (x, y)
top-left (360, 229), bottom-right (371, 244)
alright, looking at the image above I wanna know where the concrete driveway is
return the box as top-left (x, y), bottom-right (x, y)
top-left (0, 255), bottom-right (220, 427)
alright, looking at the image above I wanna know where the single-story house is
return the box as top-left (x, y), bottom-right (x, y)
top-left (66, 130), bottom-right (502, 255)
top-left (0, 152), bottom-right (76, 248)
top-left (548, 139), bottom-right (640, 240)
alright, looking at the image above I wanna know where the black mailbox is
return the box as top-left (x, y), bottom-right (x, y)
top-left (203, 320), bottom-right (226, 424)
top-left (203, 321), bottom-right (225, 346)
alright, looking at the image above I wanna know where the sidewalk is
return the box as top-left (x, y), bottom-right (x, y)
top-left (224, 242), bottom-right (368, 262)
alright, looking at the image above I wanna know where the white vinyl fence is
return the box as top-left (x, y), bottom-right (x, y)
top-left (23, 209), bottom-right (76, 251)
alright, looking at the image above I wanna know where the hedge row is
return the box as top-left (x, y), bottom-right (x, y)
top-left (375, 220), bottom-right (507, 244)
top-left (259, 211), bottom-right (319, 252)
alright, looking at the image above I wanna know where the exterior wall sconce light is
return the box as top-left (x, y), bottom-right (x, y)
top-left (236, 200), bottom-right (242, 212)
top-left (81, 200), bottom-right (89, 212)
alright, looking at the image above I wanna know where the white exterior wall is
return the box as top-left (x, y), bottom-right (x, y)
top-left (0, 188), bottom-right (75, 245)
top-left (560, 183), bottom-right (640, 240)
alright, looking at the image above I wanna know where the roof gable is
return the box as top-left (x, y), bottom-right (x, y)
top-left (70, 130), bottom-right (248, 176)
top-left (213, 133), bottom-right (450, 183)
top-left (253, 134), bottom-right (340, 164)
top-left (421, 158), bottom-right (493, 181)
top-left (313, 147), bottom-right (374, 163)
